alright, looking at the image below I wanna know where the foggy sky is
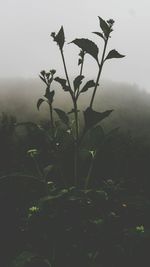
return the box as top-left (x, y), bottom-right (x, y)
top-left (0, 0), bottom-right (150, 91)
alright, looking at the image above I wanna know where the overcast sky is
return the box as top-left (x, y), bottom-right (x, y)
top-left (0, 0), bottom-right (150, 91)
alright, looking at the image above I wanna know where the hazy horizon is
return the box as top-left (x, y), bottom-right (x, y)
top-left (0, 0), bottom-right (150, 92)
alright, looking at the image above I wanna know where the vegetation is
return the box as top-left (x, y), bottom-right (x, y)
top-left (0, 17), bottom-right (150, 267)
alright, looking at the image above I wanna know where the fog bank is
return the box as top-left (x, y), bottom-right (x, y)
top-left (0, 78), bottom-right (150, 142)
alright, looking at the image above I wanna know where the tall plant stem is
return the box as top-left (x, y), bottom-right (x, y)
top-left (84, 152), bottom-right (96, 190)
top-left (33, 157), bottom-right (43, 180)
top-left (60, 49), bottom-right (79, 186)
top-left (79, 57), bottom-right (84, 76)
top-left (90, 38), bottom-right (108, 108)
top-left (49, 102), bottom-right (54, 139)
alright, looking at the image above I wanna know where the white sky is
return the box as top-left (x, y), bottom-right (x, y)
top-left (0, 0), bottom-right (150, 91)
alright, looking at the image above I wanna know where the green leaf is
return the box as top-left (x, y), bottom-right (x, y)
top-left (54, 108), bottom-right (69, 125)
top-left (80, 80), bottom-right (96, 93)
top-left (44, 89), bottom-right (55, 103)
top-left (84, 107), bottom-right (113, 130)
top-left (105, 49), bottom-right (125, 60)
top-left (37, 98), bottom-right (45, 110)
top-left (98, 16), bottom-right (110, 38)
top-left (93, 32), bottom-right (104, 40)
top-left (82, 125), bottom-right (104, 150)
top-left (54, 77), bottom-right (70, 91)
top-left (52, 26), bottom-right (65, 50)
top-left (73, 75), bottom-right (84, 91)
top-left (71, 38), bottom-right (99, 62)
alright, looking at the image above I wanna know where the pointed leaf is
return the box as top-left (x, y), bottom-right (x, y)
top-left (80, 80), bottom-right (96, 93)
top-left (52, 26), bottom-right (65, 50)
top-left (54, 77), bottom-right (70, 91)
top-left (82, 125), bottom-right (105, 150)
top-left (105, 49), bottom-right (125, 60)
top-left (84, 107), bottom-right (113, 130)
top-left (98, 16), bottom-right (110, 38)
top-left (73, 75), bottom-right (84, 91)
top-left (54, 108), bottom-right (69, 125)
top-left (93, 32), bottom-right (104, 40)
top-left (71, 38), bottom-right (99, 62)
top-left (37, 98), bottom-right (45, 110)
top-left (44, 89), bottom-right (55, 103)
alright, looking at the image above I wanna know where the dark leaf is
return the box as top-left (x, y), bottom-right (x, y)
top-left (37, 98), bottom-right (45, 110)
top-left (44, 89), bottom-right (55, 103)
top-left (54, 77), bottom-right (70, 91)
top-left (71, 38), bottom-right (99, 62)
top-left (78, 58), bottom-right (82, 65)
top-left (52, 26), bottom-right (65, 50)
top-left (93, 32), bottom-right (104, 40)
top-left (79, 50), bottom-right (85, 58)
top-left (73, 75), bottom-right (84, 91)
top-left (84, 107), bottom-right (113, 130)
top-left (54, 108), bottom-right (69, 125)
top-left (40, 70), bottom-right (46, 77)
top-left (43, 165), bottom-right (54, 176)
top-left (50, 69), bottom-right (56, 75)
top-left (98, 16), bottom-right (110, 37)
top-left (39, 75), bottom-right (47, 85)
top-left (78, 148), bottom-right (91, 161)
top-left (105, 49), bottom-right (125, 60)
top-left (80, 80), bottom-right (96, 93)
top-left (82, 125), bottom-right (104, 150)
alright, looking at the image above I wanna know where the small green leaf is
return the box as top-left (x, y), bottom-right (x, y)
top-left (80, 80), bottom-right (96, 93)
top-left (93, 32), bottom-right (104, 40)
top-left (54, 77), bottom-right (70, 91)
top-left (37, 98), bottom-right (45, 110)
top-left (98, 16), bottom-right (110, 38)
top-left (84, 107), bottom-right (113, 130)
top-left (105, 49), bottom-right (125, 60)
top-left (44, 89), bottom-right (55, 103)
top-left (71, 38), bottom-right (99, 62)
top-left (51, 26), bottom-right (65, 50)
top-left (73, 75), bottom-right (84, 91)
top-left (54, 108), bottom-right (69, 125)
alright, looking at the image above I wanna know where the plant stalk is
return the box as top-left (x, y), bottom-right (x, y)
top-left (49, 102), bottom-right (54, 139)
top-left (60, 48), bottom-right (79, 186)
top-left (90, 38), bottom-right (108, 108)
top-left (85, 152), bottom-right (97, 190)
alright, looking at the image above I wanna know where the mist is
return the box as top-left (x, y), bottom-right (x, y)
top-left (1, 78), bottom-right (150, 143)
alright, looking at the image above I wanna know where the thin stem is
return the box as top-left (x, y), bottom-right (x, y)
top-left (84, 152), bottom-right (96, 190)
top-left (73, 100), bottom-right (79, 186)
top-left (90, 38), bottom-right (108, 108)
top-left (49, 102), bottom-right (54, 139)
top-left (60, 49), bottom-right (74, 99)
top-left (33, 157), bottom-right (43, 180)
top-left (79, 56), bottom-right (84, 76)
top-left (76, 53), bottom-right (85, 100)
top-left (60, 48), bottom-right (79, 186)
